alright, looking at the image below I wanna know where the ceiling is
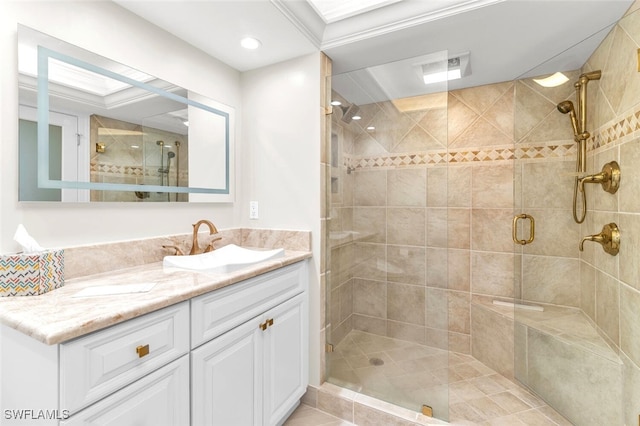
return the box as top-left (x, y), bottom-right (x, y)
top-left (115, 0), bottom-right (634, 99)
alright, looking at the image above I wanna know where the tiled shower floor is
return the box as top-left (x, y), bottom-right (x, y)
top-left (312, 330), bottom-right (572, 425)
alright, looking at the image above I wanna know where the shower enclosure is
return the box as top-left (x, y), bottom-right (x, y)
top-left (324, 6), bottom-right (640, 422)
top-left (325, 51), bottom-right (452, 420)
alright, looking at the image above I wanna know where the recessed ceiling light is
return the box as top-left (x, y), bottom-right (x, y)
top-left (367, 126), bottom-right (375, 131)
top-left (331, 100), bottom-right (342, 106)
top-left (533, 72), bottom-right (569, 87)
top-left (352, 115), bottom-right (362, 120)
top-left (241, 37), bottom-right (262, 50)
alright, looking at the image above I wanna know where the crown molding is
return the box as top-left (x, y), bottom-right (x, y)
top-left (269, 0), bottom-right (325, 48)
top-left (270, 0), bottom-right (506, 52)
top-left (320, 0), bottom-right (506, 49)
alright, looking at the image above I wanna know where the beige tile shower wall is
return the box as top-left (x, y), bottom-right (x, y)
top-left (328, 101), bottom-right (356, 348)
top-left (581, 4), bottom-right (640, 422)
top-left (329, 12), bottom-right (640, 365)
top-left (329, 69), bottom-right (585, 357)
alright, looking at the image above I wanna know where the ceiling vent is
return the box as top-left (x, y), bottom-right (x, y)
top-left (418, 52), bottom-right (471, 85)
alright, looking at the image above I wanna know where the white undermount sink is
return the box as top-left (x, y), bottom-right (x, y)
top-left (163, 244), bottom-right (285, 274)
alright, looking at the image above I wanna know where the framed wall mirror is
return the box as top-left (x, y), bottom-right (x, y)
top-left (17, 25), bottom-right (235, 202)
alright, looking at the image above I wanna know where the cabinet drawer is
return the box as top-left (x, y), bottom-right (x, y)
top-left (61, 355), bottom-right (190, 426)
top-left (191, 261), bottom-right (307, 348)
top-left (60, 302), bottom-right (189, 414)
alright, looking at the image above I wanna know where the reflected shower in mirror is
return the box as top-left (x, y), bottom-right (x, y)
top-left (17, 25), bottom-right (234, 202)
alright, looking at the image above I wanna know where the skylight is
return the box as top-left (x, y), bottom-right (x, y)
top-left (306, 0), bottom-right (402, 23)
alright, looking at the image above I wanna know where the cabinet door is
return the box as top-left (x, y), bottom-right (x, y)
top-left (263, 293), bottom-right (308, 426)
top-left (192, 316), bottom-right (263, 426)
top-left (61, 355), bottom-right (189, 426)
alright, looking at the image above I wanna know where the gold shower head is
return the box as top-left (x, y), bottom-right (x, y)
top-left (557, 100), bottom-right (574, 114)
top-left (557, 100), bottom-right (580, 139)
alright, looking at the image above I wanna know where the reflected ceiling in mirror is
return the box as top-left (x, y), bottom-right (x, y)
top-left (18, 25), bottom-right (234, 202)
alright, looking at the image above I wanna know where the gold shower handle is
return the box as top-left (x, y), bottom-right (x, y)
top-left (578, 161), bottom-right (621, 194)
top-left (579, 223), bottom-right (620, 255)
top-left (512, 214), bottom-right (535, 245)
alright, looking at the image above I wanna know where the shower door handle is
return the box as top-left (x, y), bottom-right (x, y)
top-left (512, 214), bottom-right (535, 245)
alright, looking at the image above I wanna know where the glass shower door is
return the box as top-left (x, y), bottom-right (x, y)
top-left (325, 51), bottom-right (450, 421)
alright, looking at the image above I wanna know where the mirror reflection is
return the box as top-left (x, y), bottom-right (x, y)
top-left (18, 25), bottom-right (234, 202)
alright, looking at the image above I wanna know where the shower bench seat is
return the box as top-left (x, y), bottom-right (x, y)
top-left (471, 298), bottom-right (622, 425)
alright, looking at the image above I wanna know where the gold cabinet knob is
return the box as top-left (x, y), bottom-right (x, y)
top-left (136, 344), bottom-right (150, 358)
top-left (259, 318), bottom-right (274, 331)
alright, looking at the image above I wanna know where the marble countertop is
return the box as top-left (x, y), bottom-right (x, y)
top-left (0, 249), bottom-right (311, 345)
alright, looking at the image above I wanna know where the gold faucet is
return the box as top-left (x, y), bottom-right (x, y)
top-left (579, 223), bottom-right (620, 256)
top-left (189, 219), bottom-right (221, 255)
top-left (162, 219), bottom-right (221, 256)
top-left (163, 244), bottom-right (185, 256)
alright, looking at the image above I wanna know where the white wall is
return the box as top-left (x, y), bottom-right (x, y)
top-left (0, 1), bottom-right (243, 250)
top-left (241, 54), bottom-right (322, 384)
top-left (1, 0), bottom-right (323, 385)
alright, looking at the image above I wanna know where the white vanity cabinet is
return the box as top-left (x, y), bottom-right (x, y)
top-left (191, 262), bottom-right (309, 426)
top-left (0, 301), bottom-right (190, 426)
top-left (0, 260), bottom-right (308, 426)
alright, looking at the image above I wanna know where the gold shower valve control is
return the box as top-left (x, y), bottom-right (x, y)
top-left (136, 344), bottom-right (150, 358)
top-left (512, 214), bottom-right (535, 245)
top-left (579, 161), bottom-right (621, 194)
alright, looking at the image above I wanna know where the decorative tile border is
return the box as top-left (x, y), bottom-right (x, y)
top-left (346, 143), bottom-right (576, 170)
top-left (591, 107), bottom-right (640, 150)
top-left (91, 161), bottom-right (189, 181)
top-left (91, 162), bottom-right (145, 176)
top-left (345, 102), bottom-right (640, 171)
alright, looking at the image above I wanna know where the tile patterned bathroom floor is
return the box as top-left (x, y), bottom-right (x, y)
top-left (284, 404), bottom-right (355, 426)
top-left (295, 330), bottom-right (573, 426)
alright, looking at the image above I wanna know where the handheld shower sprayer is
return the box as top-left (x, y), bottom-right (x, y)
top-left (556, 70), bottom-right (602, 223)
top-left (165, 151), bottom-right (176, 201)
top-left (556, 101), bottom-right (580, 140)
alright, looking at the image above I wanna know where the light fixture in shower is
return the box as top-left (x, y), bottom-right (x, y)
top-left (419, 52), bottom-right (471, 85)
top-left (240, 36), bottom-right (261, 50)
top-left (533, 72), bottom-right (569, 87)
